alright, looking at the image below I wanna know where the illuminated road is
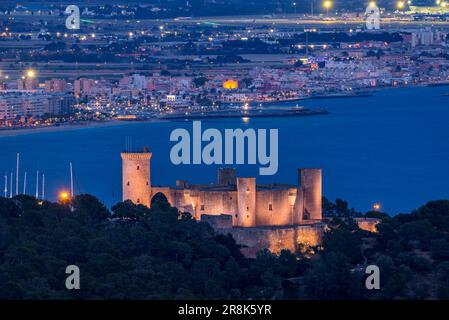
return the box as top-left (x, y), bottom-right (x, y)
top-left (173, 15), bottom-right (449, 30)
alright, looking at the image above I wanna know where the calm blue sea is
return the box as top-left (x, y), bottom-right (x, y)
top-left (1, 86), bottom-right (448, 214)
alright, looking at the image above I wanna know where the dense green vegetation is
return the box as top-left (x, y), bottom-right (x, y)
top-left (0, 194), bottom-right (448, 299)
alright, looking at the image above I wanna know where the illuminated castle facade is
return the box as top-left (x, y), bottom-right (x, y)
top-left (121, 148), bottom-right (325, 256)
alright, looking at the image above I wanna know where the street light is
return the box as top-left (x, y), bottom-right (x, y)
top-left (59, 190), bottom-right (70, 203)
top-left (397, 1), bottom-right (405, 10)
top-left (26, 69), bottom-right (36, 78)
top-left (323, 0), bottom-right (333, 15)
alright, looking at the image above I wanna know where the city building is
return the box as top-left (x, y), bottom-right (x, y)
top-left (17, 78), bottom-right (38, 91)
top-left (46, 94), bottom-right (75, 115)
top-left (0, 91), bottom-right (75, 120)
top-left (45, 79), bottom-right (67, 93)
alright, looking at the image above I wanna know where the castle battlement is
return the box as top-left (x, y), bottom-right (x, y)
top-left (120, 152), bottom-right (153, 161)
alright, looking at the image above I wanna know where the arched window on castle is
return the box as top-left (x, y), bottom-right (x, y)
top-left (137, 166), bottom-right (140, 170)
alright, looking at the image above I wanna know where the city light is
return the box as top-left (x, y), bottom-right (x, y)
top-left (59, 191), bottom-right (70, 202)
top-left (373, 203), bottom-right (382, 211)
top-left (397, 1), bottom-right (405, 9)
top-left (26, 69), bottom-right (36, 78)
top-left (323, 0), bottom-right (333, 9)
top-left (369, 1), bottom-right (377, 8)
top-left (323, 0), bottom-right (333, 15)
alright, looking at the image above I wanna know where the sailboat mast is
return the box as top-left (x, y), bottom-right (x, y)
top-left (23, 171), bottom-right (27, 195)
top-left (3, 175), bottom-right (7, 198)
top-left (35, 170), bottom-right (39, 199)
top-left (9, 172), bottom-right (12, 198)
top-left (70, 162), bottom-right (74, 197)
top-left (42, 173), bottom-right (45, 200)
top-left (16, 153), bottom-right (19, 196)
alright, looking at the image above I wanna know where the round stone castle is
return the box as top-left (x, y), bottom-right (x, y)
top-left (121, 147), bottom-right (325, 257)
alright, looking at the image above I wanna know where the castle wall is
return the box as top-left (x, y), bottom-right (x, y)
top-left (152, 187), bottom-right (239, 222)
top-left (201, 214), bottom-right (233, 229)
top-left (196, 190), bottom-right (238, 222)
top-left (255, 189), bottom-right (296, 226)
top-left (211, 223), bottom-right (325, 258)
top-left (151, 187), bottom-right (175, 206)
top-left (294, 224), bottom-right (324, 248)
top-left (355, 217), bottom-right (381, 233)
top-left (151, 185), bottom-right (309, 229)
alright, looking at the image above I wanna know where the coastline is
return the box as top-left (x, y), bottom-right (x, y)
top-left (0, 107), bottom-right (328, 137)
top-left (1, 84), bottom-right (445, 138)
top-left (0, 120), bottom-right (156, 138)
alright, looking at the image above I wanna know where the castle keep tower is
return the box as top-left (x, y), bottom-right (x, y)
top-left (300, 169), bottom-right (322, 221)
top-left (218, 168), bottom-right (237, 186)
top-left (121, 147), bottom-right (152, 207)
top-left (237, 177), bottom-right (256, 227)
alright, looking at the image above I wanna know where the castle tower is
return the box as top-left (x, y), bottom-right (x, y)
top-left (294, 187), bottom-right (305, 224)
top-left (299, 169), bottom-right (322, 221)
top-left (217, 168), bottom-right (237, 186)
top-left (236, 177), bottom-right (256, 227)
top-left (121, 147), bottom-right (152, 207)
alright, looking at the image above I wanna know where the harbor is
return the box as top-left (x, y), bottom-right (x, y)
top-left (157, 106), bottom-right (329, 120)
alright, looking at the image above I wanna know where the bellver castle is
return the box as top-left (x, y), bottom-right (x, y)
top-left (121, 147), bottom-right (326, 257)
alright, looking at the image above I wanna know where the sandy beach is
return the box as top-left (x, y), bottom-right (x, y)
top-left (0, 120), bottom-right (154, 138)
